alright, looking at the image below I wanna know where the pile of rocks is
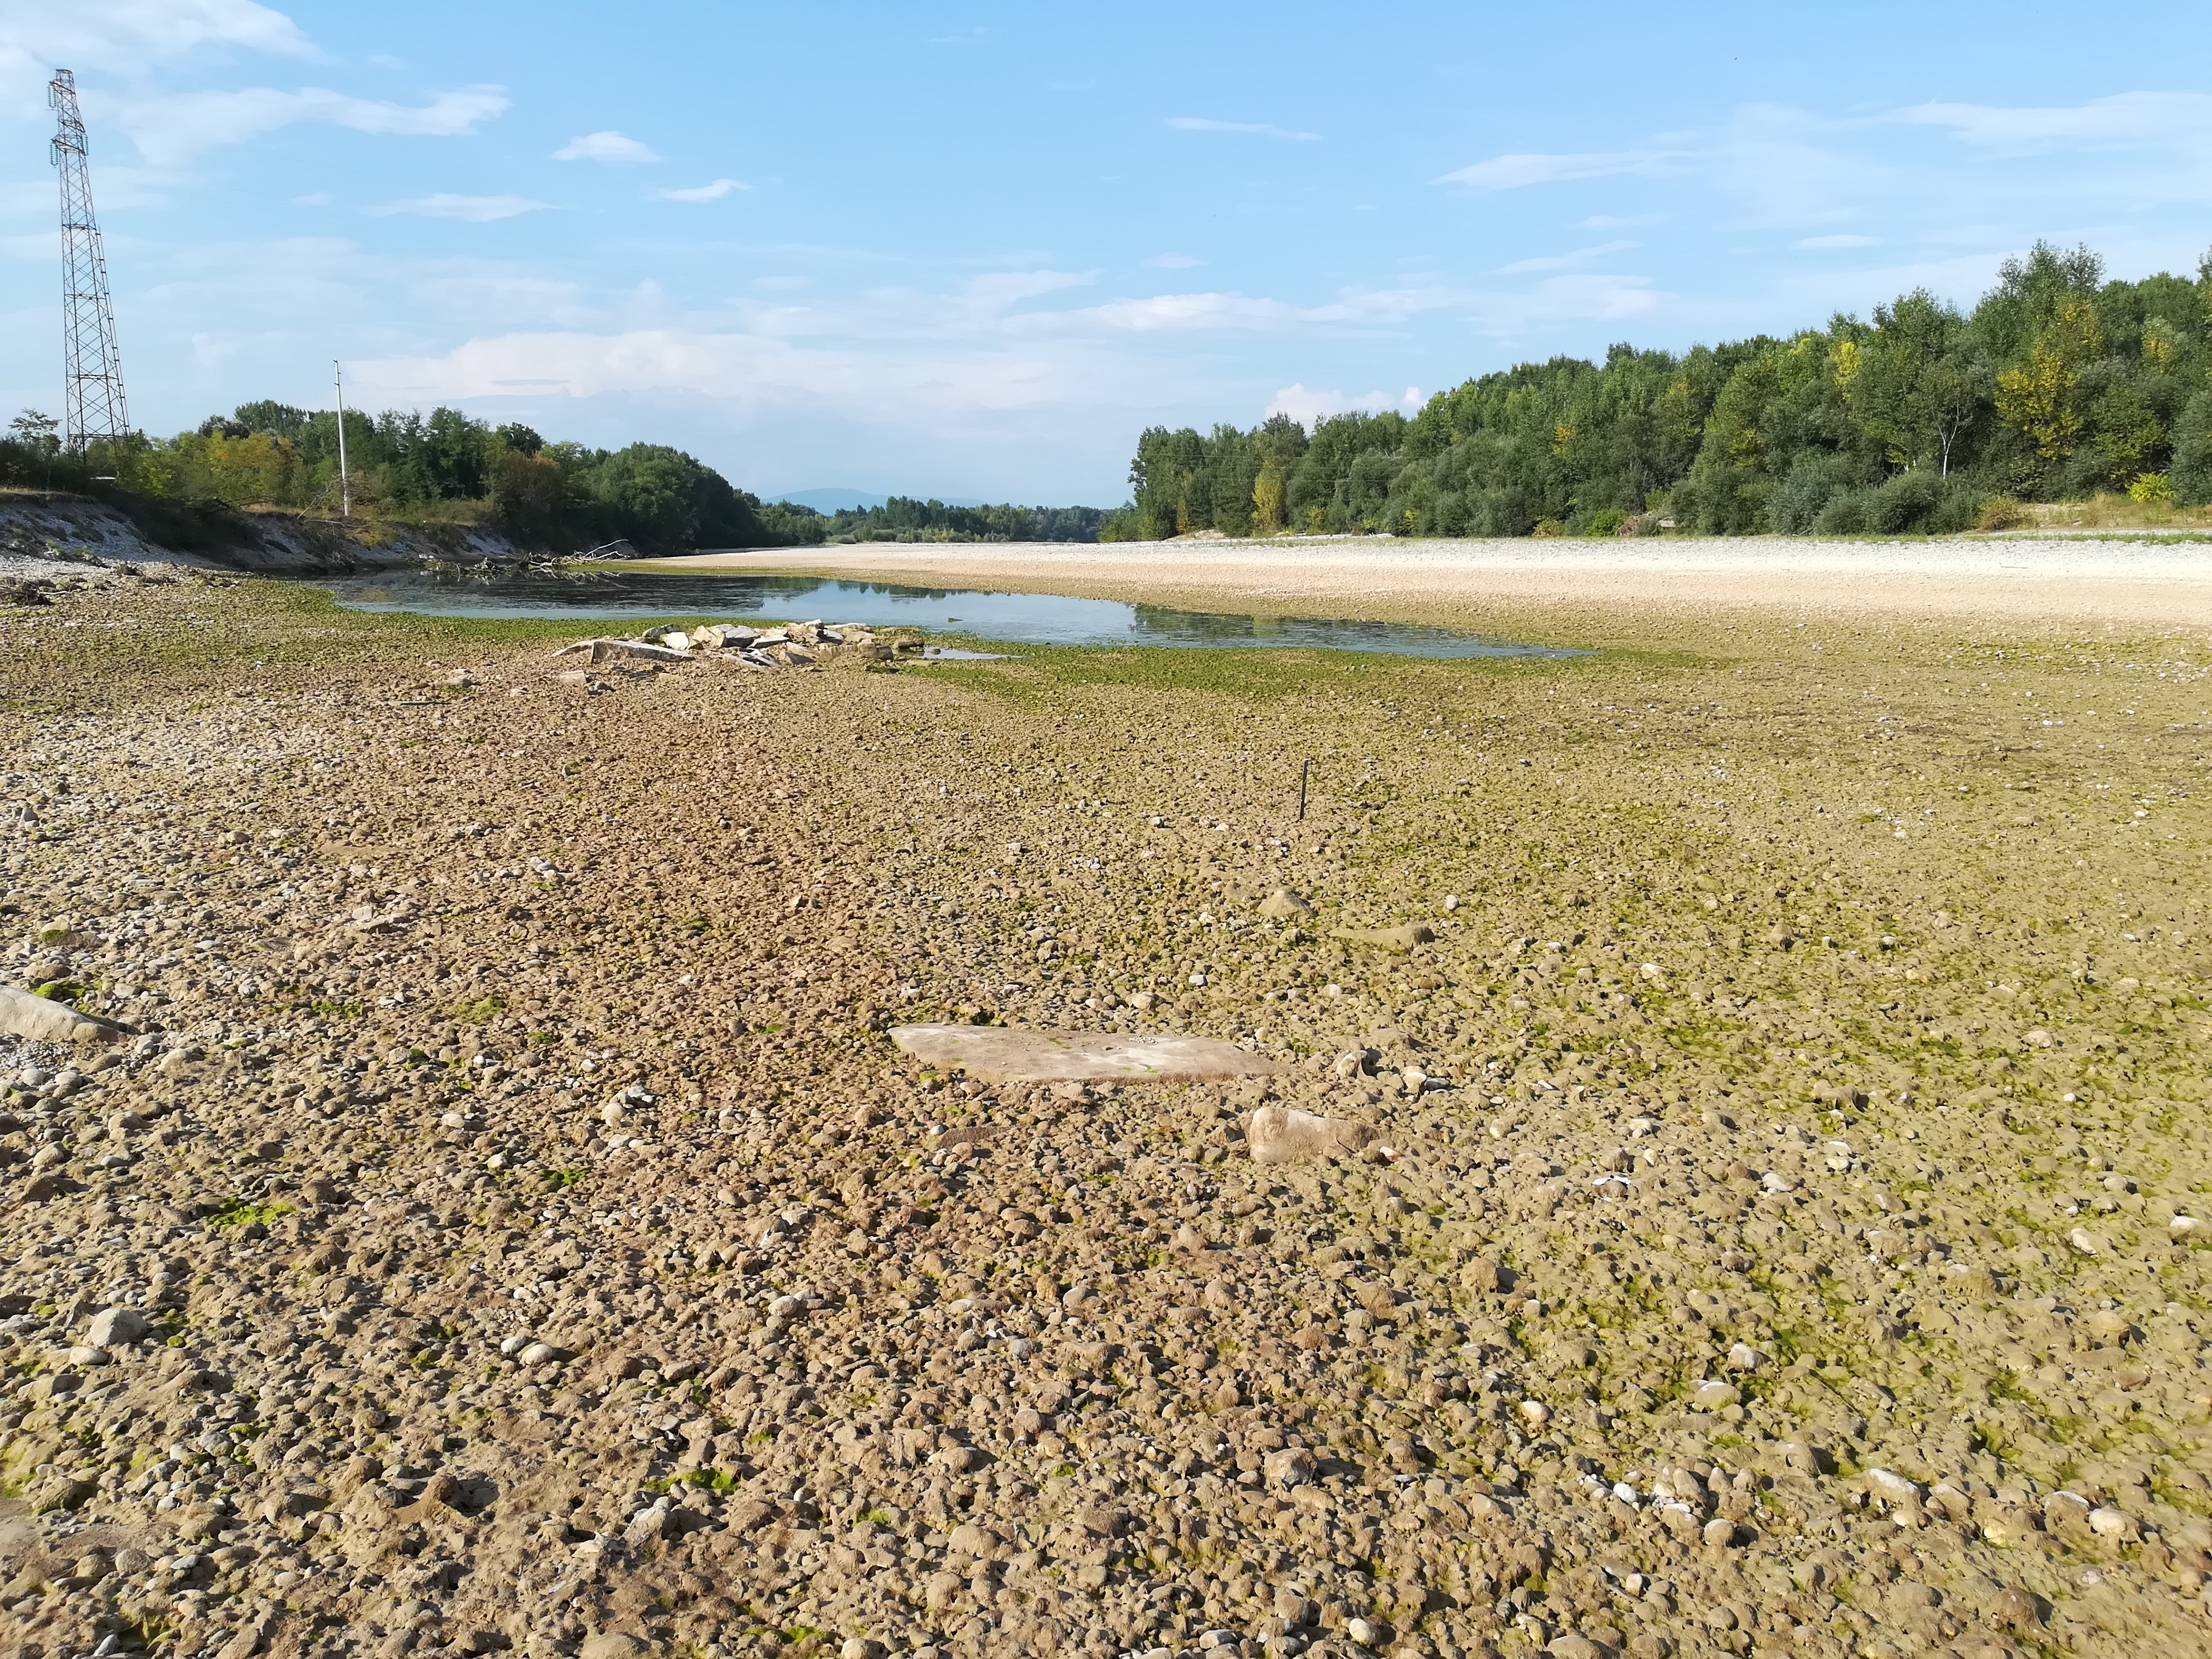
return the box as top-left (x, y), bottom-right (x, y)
top-left (552, 621), bottom-right (913, 690)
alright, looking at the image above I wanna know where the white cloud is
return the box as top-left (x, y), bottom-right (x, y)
top-left (652, 178), bottom-right (750, 203)
top-left (117, 83), bottom-right (508, 164)
top-left (1797, 233), bottom-right (1880, 249)
top-left (1491, 239), bottom-right (1638, 275)
top-left (1143, 252), bottom-right (1202, 269)
top-left (1580, 214), bottom-right (1660, 227)
top-left (1893, 91), bottom-right (2212, 151)
top-left (553, 130), bottom-right (660, 164)
top-left (1435, 149), bottom-right (1677, 189)
top-left (1166, 117), bottom-right (1320, 142)
top-left (367, 193), bottom-right (549, 222)
top-left (1267, 383), bottom-right (1424, 428)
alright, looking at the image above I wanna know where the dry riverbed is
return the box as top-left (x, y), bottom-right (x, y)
top-left (0, 571), bottom-right (2208, 1659)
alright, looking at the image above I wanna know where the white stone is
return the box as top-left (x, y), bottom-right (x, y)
top-left (1863, 1467), bottom-right (1921, 1503)
top-left (2088, 1506), bottom-right (2141, 1541)
top-left (86, 1307), bottom-right (147, 1347)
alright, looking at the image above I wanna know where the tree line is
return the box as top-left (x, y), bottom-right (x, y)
top-left (0, 401), bottom-right (825, 553)
top-left (1, 400), bottom-right (1115, 552)
top-left (786, 496), bottom-right (1108, 543)
top-left (1110, 242), bottom-right (2212, 540)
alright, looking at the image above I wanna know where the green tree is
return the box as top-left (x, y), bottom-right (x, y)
top-left (1995, 300), bottom-right (2104, 463)
top-left (1855, 290), bottom-right (1990, 476)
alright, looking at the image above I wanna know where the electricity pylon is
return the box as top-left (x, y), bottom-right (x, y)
top-left (50, 69), bottom-right (130, 450)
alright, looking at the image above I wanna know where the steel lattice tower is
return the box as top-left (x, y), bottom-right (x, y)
top-left (49, 69), bottom-right (129, 450)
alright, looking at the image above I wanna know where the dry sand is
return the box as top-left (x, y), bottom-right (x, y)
top-left (663, 535), bottom-right (2212, 630)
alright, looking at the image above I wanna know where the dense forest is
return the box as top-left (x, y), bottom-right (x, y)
top-left (1109, 242), bottom-right (2212, 540)
top-left (1, 404), bottom-right (1109, 552)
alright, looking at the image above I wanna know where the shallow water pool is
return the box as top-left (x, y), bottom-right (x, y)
top-left (324, 569), bottom-right (1576, 661)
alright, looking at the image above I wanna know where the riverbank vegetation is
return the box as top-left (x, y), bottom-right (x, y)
top-left (1110, 241), bottom-right (2212, 540)
top-left (0, 406), bottom-right (1111, 554)
top-left (1, 404), bottom-right (811, 554)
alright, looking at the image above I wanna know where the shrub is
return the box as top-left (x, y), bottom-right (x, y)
top-left (1813, 489), bottom-right (1872, 534)
top-left (1769, 453), bottom-right (1866, 534)
top-left (2127, 472), bottom-right (2174, 504)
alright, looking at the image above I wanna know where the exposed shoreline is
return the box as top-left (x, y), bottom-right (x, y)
top-left (658, 534), bottom-right (2212, 631)
top-left (3, 578), bottom-right (2210, 1657)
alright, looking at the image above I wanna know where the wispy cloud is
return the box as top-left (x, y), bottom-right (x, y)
top-left (652, 178), bottom-right (749, 202)
top-left (1435, 148), bottom-right (1678, 189)
top-left (0, 0), bottom-right (321, 95)
top-left (114, 83), bottom-right (508, 165)
top-left (1491, 239), bottom-right (1638, 275)
top-left (1893, 90), bottom-right (2212, 150)
top-left (1166, 117), bottom-right (1320, 142)
top-left (553, 129), bottom-right (660, 164)
top-left (1797, 233), bottom-right (1880, 249)
top-left (368, 193), bottom-right (549, 222)
top-left (1143, 252), bottom-right (1202, 269)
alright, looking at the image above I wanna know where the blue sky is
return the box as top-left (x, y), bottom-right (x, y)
top-left (5, 1), bottom-right (2212, 504)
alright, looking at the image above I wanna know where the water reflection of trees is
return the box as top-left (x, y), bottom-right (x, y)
top-left (1128, 603), bottom-right (1548, 658)
top-left (328, 574), bottom-right (1578, 660)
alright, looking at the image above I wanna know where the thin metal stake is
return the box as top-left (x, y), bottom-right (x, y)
top-left (333, 360), bottom-right (351, 520)
top-left (1297, 758), bottom-right (1310, 821)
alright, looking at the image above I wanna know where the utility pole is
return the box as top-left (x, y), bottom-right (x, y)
top-left (333, 361), bottom-right (351, 519)
top-left (49, 69), bottom-right (129, 451)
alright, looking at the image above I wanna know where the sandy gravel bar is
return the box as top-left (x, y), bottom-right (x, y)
top-left (662, 536), bottom-right (2212, 630)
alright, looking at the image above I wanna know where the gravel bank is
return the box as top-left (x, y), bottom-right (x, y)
top-left (664, 536), bottom-right (2212, 629)
top-left (0, 575), bottom-right (2207, 1659)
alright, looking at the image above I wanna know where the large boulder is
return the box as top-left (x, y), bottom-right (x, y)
top-left (0, 985), bottom-right (129, 1046)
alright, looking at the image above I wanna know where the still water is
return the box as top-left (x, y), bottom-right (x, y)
top-left (324, 569), bottom-right (1575, 661)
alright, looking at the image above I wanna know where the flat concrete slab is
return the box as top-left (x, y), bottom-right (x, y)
top-left (889, 1024), bottom-right (1285, 1084)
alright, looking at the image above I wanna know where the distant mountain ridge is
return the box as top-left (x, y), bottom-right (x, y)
top-left (775, 487), bottom-right (985, 513)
